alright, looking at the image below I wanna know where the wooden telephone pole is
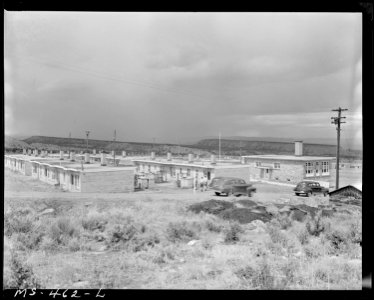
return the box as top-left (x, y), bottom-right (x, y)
top-left (331, 107), bottom-right (348, 189)
top-left (85, 131), bottom-right (90, 153)
top-left (113, 129), bottom-right (116, 166)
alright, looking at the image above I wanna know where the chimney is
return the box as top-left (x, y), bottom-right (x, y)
top-left (70, 152), bottom-right (75, 161)
top-left (188, 153), bottom-right (194, 163)
top-left (92, 149), bottom-right (96, 155)
top-left (151, 152), bottom-right (155, 160)
top-left (101, 153), bottom-right (106, 166)
top-left (295, 141), bottom-right (303, 156)
top-left (85, 152), bottom-right (90, 164)
top-left (60, 151), bottom-right (64, 160)
top-left (122, 151), bottom-right (126, 157)
top-left (167, 152), bottom-right (172, 161)
top-left (211, 154), bottom-right (216, 164)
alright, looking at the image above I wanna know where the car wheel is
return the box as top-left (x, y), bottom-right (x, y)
top-left (295, 193), bottom-right (299, 196)
top-left (215, 192), bottom-right (221, 196)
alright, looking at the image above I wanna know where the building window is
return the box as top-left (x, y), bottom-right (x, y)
top-left (44, 168), bottom-right (47, 177)
top-left (171, 168), bottom-right (176, 177)
top-left (255, 162), bottom-right (262, 167)
top-left (148, 165), bottom-right (151, 172)
top-left (315, 162), bottom-right (320, 176)
top-left (305, 162), bottom-right (314, 177)
top-left (187, 169), bottom-right (191, 176)
top-left (274, 163), bottom-right (280, 169)
top-left (322, 161), bottom-right (329, 175)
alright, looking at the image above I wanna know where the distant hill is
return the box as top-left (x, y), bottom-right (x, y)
top-left (192, 138), bottom-right (362, 160)
top-left (211, 136), bottom-right (361, 150)
top-left (4, 135), bottom-right (362, 160)
top-left (4, 136), bottom-right (30, 150)
top-left (22, 136), bottom-right (212, 156)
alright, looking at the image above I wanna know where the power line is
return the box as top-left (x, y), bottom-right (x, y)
top-left (331, 107), bottom-right (348, 190)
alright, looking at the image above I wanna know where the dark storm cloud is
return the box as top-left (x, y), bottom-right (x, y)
top-left (4, 12), bottom-right (361, 143)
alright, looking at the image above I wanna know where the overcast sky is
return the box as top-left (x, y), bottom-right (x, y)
top-left (4, 12), bottom-right (362, 147)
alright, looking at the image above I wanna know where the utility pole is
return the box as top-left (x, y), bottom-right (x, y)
top-left (331, 107), bottom-right (348, 189)
top-left (113, 129), bottom-right (116, 166)
top-left (69, 132), bottom-right (71, 154)
top-left (85, 130), bottom-right (90, 153)
top-left (218, 132), bottom-right (221, 162)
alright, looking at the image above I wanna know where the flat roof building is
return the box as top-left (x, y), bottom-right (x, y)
top-left (132, 153), bottom-right (251, 188)
top-left (5, 154), bottom-right (135, 193)
top-left (242, 141), bottom-right (335, 186)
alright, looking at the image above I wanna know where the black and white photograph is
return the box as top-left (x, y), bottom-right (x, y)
top-left (4, 10), bottom-right (365, 291)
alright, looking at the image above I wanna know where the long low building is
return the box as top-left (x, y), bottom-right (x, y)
top-left (132, 153), bottom-right (251, 188)
top-left (242, 141), bottom-right (336, 186)
top-left (5, 154), bottom-right (135, 193)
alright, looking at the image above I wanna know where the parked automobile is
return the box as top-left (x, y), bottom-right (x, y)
top-left (209, 177), bottom-right (256, 196)
top-left (293, 181), bottom-right (329, 197)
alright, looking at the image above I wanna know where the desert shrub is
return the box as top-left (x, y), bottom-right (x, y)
top-left (152, 248), bottom-right (175, 264)
top-left (4, 252), bottom-right (42, 289)
top-left (4, 212), bottom-right (34, 237)
top-left (266, 225), bottom-right (289, 248)
top-left (166, 221), bottom-right (199, 242)
top-left (274, 213), bottom-right (293, 230)
top-left (296, 227), bottom-right (310, 245)
top-left (67, 237), bottom-right (81, 252)
top-left (108, 223), bottom-right (137, 244)
top-left (236, 260), bottom-right (277, 289)
top-left (280, 259), bottom-right (299, 286)
top-left (49, 217), bottom-right (79, 245)
top-left (81, 215), bottom-right (107, 232)
top-left (305, 212), bottom-right (329, 237)
top-left (219, 208), bottom-right (271, 224)
top-left (223, 222), bottom-right (244, 243)
top-left (303, 238), bottom-right (327, 259)
top-left (40, 236), bottom-right (58, 252)
top-left (130, 232), bottom-right (161, 252)
top-left (15, 231), bottom-right (45, 251)
top-left (265, 240), bottom-right (285, 256)
top-left (348, 220), bottom-right (362, 245)
top-left (205, 220), bottom-right (223, 233)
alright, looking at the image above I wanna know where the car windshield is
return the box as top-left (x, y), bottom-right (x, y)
top-left (211, 178), bottom-right (224, 185)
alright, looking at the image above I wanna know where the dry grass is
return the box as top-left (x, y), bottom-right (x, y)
top-left (4, 169), bottom-right (362, 289)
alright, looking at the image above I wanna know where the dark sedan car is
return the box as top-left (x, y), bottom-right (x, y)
top-left (209, 177), bottom-right (256, 196)
top-left (293, 181), bottom-right (329, 197)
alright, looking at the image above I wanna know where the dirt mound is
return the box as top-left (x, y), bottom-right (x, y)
top-left (290, 209), bottom-right (308, 222)
top-left (188, 200), bottom-right (235, 215)
top-left (293, 204), bottom-right (319, 217)
top-left (235, 199), bottom-right (257, 207)
top-left (218, 208), bottom-right (272, 224)
top-left (330, 198), bottom-right (361, 206)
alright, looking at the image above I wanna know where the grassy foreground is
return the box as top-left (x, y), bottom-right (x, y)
top-left (4, 191), bottom-right (362, 290)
